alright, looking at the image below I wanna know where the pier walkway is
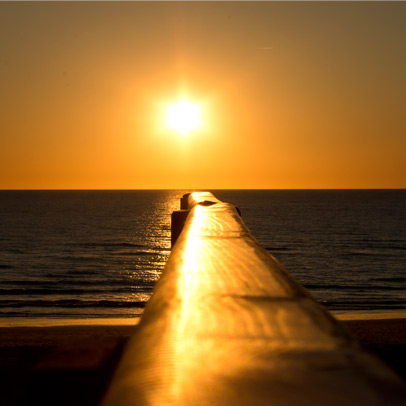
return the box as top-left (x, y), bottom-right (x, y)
top-left (103, 192), bottom-right (405, 405)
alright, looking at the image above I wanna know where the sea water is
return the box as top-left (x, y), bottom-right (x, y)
top-left (0, 190), bottom-right (405, 320)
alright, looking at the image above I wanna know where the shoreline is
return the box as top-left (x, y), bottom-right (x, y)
top-left (332, 310), bottom-right (406, 321)
top-left (0, 317), bottom-right (141, 328)
top-left (0, 309), bottom-right (405, 328)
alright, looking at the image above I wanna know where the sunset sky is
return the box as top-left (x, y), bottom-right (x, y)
top-left (1, 1), bottom-right (405, 189)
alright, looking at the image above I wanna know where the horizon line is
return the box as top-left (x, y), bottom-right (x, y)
top-left (1, 188), bottom-right (405, 191)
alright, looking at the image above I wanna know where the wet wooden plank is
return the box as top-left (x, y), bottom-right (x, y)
top-left (103, 192), bottom-right (405, 406)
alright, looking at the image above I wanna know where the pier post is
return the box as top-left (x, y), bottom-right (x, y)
top-left (180, 192), bottom-right (190, 210)
top-left (171, 209), bottom-right (189, 247)
top-left (171, 193), bottom-right (191, 247)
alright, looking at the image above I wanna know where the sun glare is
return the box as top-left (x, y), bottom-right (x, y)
top-left (165, 100), bottom-right (202, 136)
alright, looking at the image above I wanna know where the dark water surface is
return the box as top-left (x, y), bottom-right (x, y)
top-left (0, 190), bottom-right (405, 319)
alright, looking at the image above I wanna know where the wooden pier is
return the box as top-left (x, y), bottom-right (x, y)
top-left (102, 192), bottom-right (405, 405)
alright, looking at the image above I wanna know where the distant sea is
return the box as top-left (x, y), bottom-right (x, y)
top-left (0, 190), bottom-right (405, 320)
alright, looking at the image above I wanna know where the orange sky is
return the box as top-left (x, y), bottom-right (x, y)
top-left (1, 2), bottom-right (405, 189)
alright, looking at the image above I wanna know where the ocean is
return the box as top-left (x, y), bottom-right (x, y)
top-left (0, 190), bottom-right (405, 320)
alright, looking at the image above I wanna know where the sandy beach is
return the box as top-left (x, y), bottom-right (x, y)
top-left (0, 321), bottom-right (138, 406)
top-left (0, 315), bottom-right (405, 406)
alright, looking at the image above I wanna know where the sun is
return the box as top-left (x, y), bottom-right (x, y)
top-left (165, 100), bottom-right (202, 136)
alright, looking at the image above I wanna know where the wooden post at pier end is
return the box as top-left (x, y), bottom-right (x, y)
top-left (171, 193), bottom-right (192, 247)
top-left (103, 192), bottom-right (405, 406)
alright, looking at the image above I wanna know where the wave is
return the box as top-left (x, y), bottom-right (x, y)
top-left (361, 245), bottom-right (406, 251)
top-left (0, 299), bottom-right (147, 308)
top-left (0, 310), bottom-right (141, 319)
top-left (368, 276), bottom-right (406, 283)
top-left (109, 250), bottom-right (163, 256)
top-left (305, 283), bottom-right (404, 291)
top-left (0, 287), bottom-right (151, 295)
top-left (265, 247), bottom-right (290, 252)
top-left (68, 242), bottom-right (147, 248)
top-left (50, 270), bottom-right (100, 276)
top-left (345, 251), bottom-right (401, 258)
top-left (0, 278), bottom-right (157, 287)
top-left (321, 299), bottom-right (406, 310)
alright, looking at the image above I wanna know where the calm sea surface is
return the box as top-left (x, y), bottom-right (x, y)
top-left (0, 190), bottom-right (405, 320)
